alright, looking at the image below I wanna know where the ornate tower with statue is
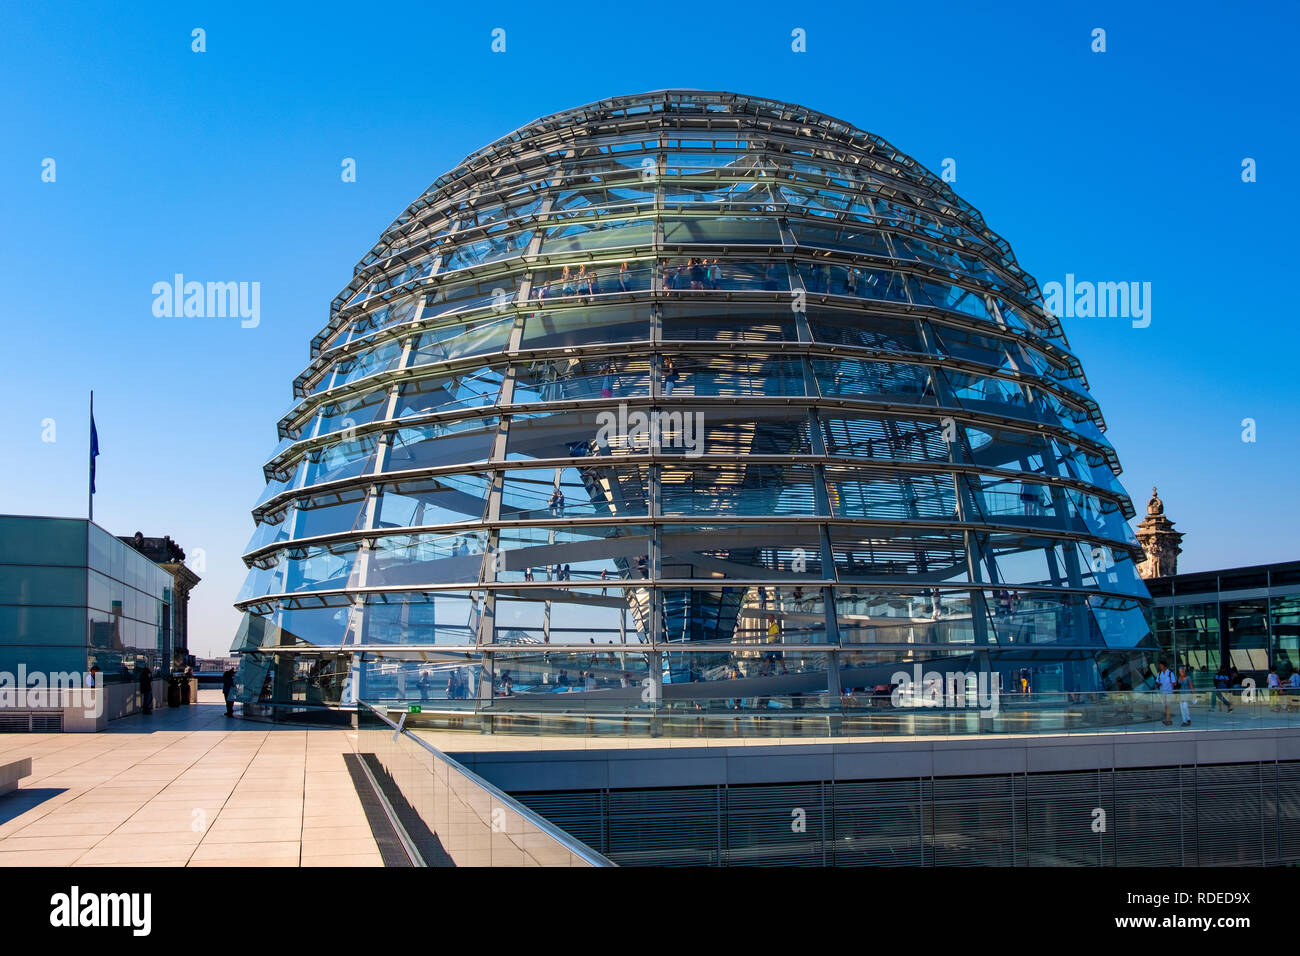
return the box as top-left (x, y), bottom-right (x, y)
top-left (1136, 487), bottom-right (1184, 579)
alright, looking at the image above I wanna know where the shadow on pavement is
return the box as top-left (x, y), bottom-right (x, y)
top-left (0, 788), bottom-right (66, 825)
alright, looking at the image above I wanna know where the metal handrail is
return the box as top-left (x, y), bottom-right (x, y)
top-left (358, 700), bottom-right (614, 866)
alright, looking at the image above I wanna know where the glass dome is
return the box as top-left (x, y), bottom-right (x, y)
top-left (231, 90), bottom-right (1154, 715)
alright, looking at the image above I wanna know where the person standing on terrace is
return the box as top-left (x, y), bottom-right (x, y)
top-left (1177, 666), bottom-right (1193, 727)
top-left (1155, 661), bottom-right (1175, 726)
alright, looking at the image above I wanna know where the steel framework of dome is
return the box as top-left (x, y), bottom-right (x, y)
top-left (231, 90), bottom-right (1154, 716)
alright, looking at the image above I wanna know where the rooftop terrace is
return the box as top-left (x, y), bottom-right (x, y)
top-left (0, 691), bottom-right (382, 867)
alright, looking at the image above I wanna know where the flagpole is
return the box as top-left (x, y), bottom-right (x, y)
top-left (88, 390), bottom-right (94, 523)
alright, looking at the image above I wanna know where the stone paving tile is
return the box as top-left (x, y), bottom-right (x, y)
top-left (0, 833), bottom-right (104, 851)
top-left (301, 837), bottom-right (383, 857)
top-left (215, 804), bottom-right (304, 820)
top-left (0, 848), bottom-right (87, 866)
top-left (188, 857), bottom-right (298, 867)
top-left (115, 815), bottom-right (213, 835)
top-left (302, 853), bottom-right (384, 867)
top-left (303, 813), bottom-right (369, 829)
top-left (201, 824), bottom-right (303, 845)
top-left (6, 819), bottom-right (124, 838)
top-left (190, 840), bottom-right (300, 862)
top-left (302, 824), bottom-right (373, 841)
top-left (75, 844), bottom-right (197, 865)
top-left (81, 861), bottom-right (189, 867)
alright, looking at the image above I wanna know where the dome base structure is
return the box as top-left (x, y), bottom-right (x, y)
top-left (230, 90), bottom-right (1155, 723)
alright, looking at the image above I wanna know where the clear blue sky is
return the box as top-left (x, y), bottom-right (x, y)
top-left (1, 0), bottom-right (1296, 657)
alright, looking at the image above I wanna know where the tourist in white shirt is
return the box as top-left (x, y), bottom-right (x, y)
top-left (1155, 661), bottom-right (1175, 726)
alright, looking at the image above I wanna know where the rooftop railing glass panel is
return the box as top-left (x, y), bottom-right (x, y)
top-left (357, 701), bottom-right (613, 866)
top-left (357, 690), bottom-right (1300, 741)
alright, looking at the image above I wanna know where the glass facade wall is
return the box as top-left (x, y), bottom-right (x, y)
top-left (1272, 594), bottom-right (1300, 676)
top-left (0, 516), bottom-right (171, 682)
top-left (517, 759), bottom-right (1300, 866)
top-left (1145, 561), bottom-right (1300, 683)
top-left (231, 91), bottom-right (1154, 714)
top-left (1148, 602), bottom-right (1220, 674)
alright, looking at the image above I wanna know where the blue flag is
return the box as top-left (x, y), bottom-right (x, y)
top-left (90, 409), bottom-right (99, 494)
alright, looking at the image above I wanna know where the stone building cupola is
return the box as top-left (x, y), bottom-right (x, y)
top-left (1136, 486), bottom-right (1184, 578)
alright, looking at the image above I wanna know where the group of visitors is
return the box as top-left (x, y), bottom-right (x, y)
top-left (526, 258), bottom-right (903, 300)
top-left (532, 262), bottom-right (637, 300)
top-left (1266, 664), bottom-right (1300, 711)
top-left (1152, 660), bottom-right (1298, 726)
top-left (94, 662), bottom-right (240, 719)
top-left (527, 668), bottom-right (600, 693)
top-left (664, 258), bottom-right (723, 291)
top-left (1153, 660), bottom-right (1196, 726)
top-left (521, 564), bottom-right (593, 583)
top-left (445, 668), bottom-right (472, 699)
top-left (802, 262), bottom-right (872, 296)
